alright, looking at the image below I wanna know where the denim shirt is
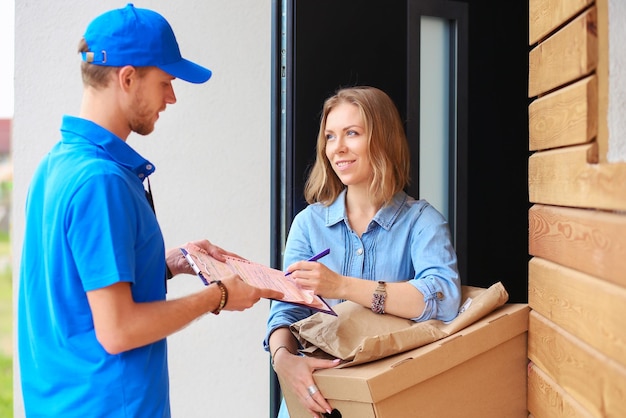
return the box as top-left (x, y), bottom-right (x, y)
top-left (264, 190), bottom-right (461, 350)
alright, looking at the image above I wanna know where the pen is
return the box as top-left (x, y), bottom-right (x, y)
top-left (180, 247), bottom-right (209, 286)
top-left (285, 248), bottom-right (330, 276)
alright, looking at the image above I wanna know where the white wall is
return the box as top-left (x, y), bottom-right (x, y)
top-left (12, 1), bottom-right (274, 417)
top-left (608, 0), bottom-right (626, 162)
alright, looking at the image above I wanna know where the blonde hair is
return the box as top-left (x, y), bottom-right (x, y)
top-left (304, 86), bottom-right (410, 207)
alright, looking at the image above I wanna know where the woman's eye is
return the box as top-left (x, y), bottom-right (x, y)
top-left (347, 130), bottom-right (358, 136)
top-left (325, 134), bottom-right (335, 141)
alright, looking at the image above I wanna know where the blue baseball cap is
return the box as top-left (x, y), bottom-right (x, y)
top-left (82, 3), bottom-right (212, 84)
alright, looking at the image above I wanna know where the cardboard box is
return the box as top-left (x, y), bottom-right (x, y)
top-left (281, 303), bottom-right (529, 418)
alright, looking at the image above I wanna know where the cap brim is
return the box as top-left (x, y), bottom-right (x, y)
top-left (159, 59), bottom-right (212, 84)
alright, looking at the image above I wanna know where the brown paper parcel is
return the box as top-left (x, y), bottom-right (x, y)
top-left (290, 281), bottom-right (509, 367)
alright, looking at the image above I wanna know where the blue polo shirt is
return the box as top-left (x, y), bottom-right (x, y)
top-left (19, 116), bottom-right (170, 417)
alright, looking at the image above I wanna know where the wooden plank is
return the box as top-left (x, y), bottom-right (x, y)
top-left (529, 7), bottom-right (597, 98)
top-left (529, 0), bottom-right (594, 45)
top-left (528, 363), bottom-right (595, 418)
top-left (529, 205), bottom-right (626, 288)
top-left (528, 311), bottom-right (626, 418)
top-left (528, 144), bottom-right (626, 211)
top-left (529, 75), bottom-right (596, 151)
top-left (529, 257), bottom-right (626, 367)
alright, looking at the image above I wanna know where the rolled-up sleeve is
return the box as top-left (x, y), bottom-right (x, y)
top-left (411, 274), bottom-right (460, 322)
top-left (407, 205), bottom-right (461, 323)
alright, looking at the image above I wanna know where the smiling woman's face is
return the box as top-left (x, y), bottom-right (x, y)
top-left (324, 102), bottom-right (372, 188)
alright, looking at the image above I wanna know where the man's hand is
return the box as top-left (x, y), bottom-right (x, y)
top-left (166, 239), bottom-right (242, 277)
top-left (217, 275), bottom-right (284, 311)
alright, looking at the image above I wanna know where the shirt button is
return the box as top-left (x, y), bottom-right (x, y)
top-left (436, 292), bottom-right (444, 300)
top-left (146, 164), bottom-right (153, 170)
top-left (138, 173), bottom-right (145, 179)
top-left (356, 248), bottom-right (363, 255)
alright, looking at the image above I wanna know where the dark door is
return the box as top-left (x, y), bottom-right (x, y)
top-left (270, 0), bottom-right (529, 416)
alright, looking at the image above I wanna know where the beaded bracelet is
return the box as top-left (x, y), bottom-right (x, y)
top-left (211, 280), bottom-right (228, 315)
top-left (371, 281), bottom-right (387, 314)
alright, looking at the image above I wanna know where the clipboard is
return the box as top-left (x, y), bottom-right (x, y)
top-left (180, 247), bottom-right (336, 316)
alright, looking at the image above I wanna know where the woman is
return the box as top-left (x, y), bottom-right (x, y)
top-left (265, 86), bottom-right (461, 417)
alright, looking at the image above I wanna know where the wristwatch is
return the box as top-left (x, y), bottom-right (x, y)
top-left (371, 281), bottom-right (387, 314)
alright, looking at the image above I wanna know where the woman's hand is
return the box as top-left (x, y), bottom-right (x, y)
top-left (272, 348), bottom-right (339, 416)
top-left (287, 261), bottom-right (346, 299)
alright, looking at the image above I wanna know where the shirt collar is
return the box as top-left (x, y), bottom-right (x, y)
top-left (60, 115), bottom-right (156, 180)
top-left (325, 189), bottom-right (409, 231)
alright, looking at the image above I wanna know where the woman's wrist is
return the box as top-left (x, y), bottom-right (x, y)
top-left (271, 345), bottom-right (294, 367)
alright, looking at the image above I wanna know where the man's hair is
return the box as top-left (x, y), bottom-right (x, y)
top-left (304, 86), bottom-right (410, 207)
top-left (78, 38), bottom-right (150, 88)
top-left (78, 38), bottom-right (119, 88)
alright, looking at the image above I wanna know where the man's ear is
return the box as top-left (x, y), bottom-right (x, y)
top-left (117, 65), bottom-right (137, 91)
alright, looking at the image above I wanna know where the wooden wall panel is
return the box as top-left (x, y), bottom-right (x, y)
top-left (528, 363), bottom-right (594, 418)
top-left (529, 0), bottom-right (594, 45)
top-left (528, 204), bottom-right (626, 287)
top-left (528, 257), bottom-right (626, 367)
top-left (526, 1), bottom-right (626, 416)
top-left (529, 7), bottom-right (597, 98)
top-left (529, 75), bottom-right (597, 151)
top-left (528, 311), bottom-right (626, 418)
top-left (528, 144), bottom-right (626, 211)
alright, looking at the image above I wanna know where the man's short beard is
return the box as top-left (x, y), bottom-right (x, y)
top-left (131, 121), bottom-right (155, 136)
top-left (129, 92), bottom-right (156, 136)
